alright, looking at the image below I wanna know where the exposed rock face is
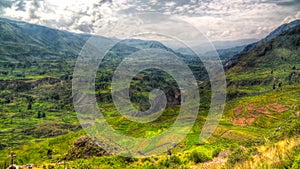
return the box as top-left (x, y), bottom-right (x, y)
top-left (64, 136), bottom-right (110, 160)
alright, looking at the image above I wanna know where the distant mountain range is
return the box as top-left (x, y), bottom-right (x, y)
top-left (0, 17), bottom-right (299, 67)
top-left (0, 17), bottom-right (259, 63)
top-left (1, 17), bottom-right (300, 169)
top-left (212, 39), bottom-right (259, 50)
top-left (0, 18), bottom-right (178, 62)
top-left (176, 20), bottom-right (300, 63)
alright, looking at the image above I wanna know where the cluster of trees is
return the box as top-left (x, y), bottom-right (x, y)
top-left (37, 111), bottom-right (46, 118)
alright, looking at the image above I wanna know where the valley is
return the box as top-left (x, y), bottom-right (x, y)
top-left (0, 17), bottom-right (300, 169)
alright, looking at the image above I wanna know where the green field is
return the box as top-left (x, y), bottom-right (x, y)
top-left (0, 18), bottom-right (300, 169)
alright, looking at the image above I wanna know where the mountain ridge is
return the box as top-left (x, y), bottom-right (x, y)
top-left (233, 20), bottom-right (300, 60)
top-left (0, 17), bottom-right (179, 61)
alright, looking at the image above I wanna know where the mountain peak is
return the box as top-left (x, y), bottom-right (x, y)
top-left (265, 20), bottom-right (300, 41)
top-left (227, 23), bottom-right (300, 71)
top-left (231, 19), bottom-right (300, 60)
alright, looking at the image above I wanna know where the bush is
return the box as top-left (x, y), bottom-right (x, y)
top-left (283, 145), bottom-right (300, 168)
top-left (48, 165), bottom-right (55, 169)
top-left (212, 148), bottom-right (222, 158)
top-left (141, 157), bottom-right (151, 163)
top-left (287, 121), bottom-right (300, 137)
top-left (227, 147), bottom-right (250, 167)
top-left (158, 156), bottom-right (185, 168)
top-left (189, 151), bottom-right (210, 164)
top-left (170, 155), bottom-right (181, 165)
top-left (292, 155), bottom-right (300, 169)
top-left (158, 158), bottom-right (170, 168)
top-left (143, 162), bottom-right (156, 169)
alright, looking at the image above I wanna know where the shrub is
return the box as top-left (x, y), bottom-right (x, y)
top-left (287, 121), bottom-right (300, 137)
top-left (212, 148), bottom-right (222, 158)
top-left (48, 165), bottom-right (55, 169)
top-left (227, 147), bottom-right (250, 168)
top-left (170, 155), bottom-right (181, 165)
top-left (189, 151), bottom-right (210, 164)
top-left (292, 155), bottom-right (300, 169)
top-left (143, 162), bottom-right (156, 169)
top-left (283, 145), bottom-right (300, 168)
top-left (158, 156), bottom-right (184, 168)
top-left (158, 158), bottom-right (170, 168)
top-left (141, 157), bottom-right (151, 163)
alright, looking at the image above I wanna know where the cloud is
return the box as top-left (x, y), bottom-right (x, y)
top-left (271, 0), bottom-right (300, 6)
top-left (282, 11), bottom-right (300, 24)
top-left (0, 1), bottom-right (15, 13)
top-left (1, 0), bottom-right (127, 33)
top-left (0, 0), bottom-right (299, 41)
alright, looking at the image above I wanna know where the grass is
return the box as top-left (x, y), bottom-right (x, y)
top-left (1, 25), bottom-right (300, 168)
top-left (1, 66), bottom-right (300, 168)
top-left (231, 136), bottom-right (300, 169)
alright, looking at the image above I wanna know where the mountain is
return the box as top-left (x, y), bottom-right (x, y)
top-left (0, 17), bottom-right (258, 63)
top-left (212, 39), bottom-right (259, 50)
top-left (175, 45), bottom-right (247, 63)
top-left (235, 20), bottom-right (300, 57)
top-left (0, 18), bottom-right (300, 169)
top-left (227, 23), bottom-right (300, 70)
top-left (0, 18), bottom-right (90, 60)
top-left (0, 18), bottom-right (178, 61)
top-left (226, 21), bottom-right (300, 99)
top-left (122, 39), bottom-right (173, 52)
top-left (216, 46), bottom-right (246, 62)
top-left (175, 39), bottom-right (257, 62)
top-left (264, 20), bottom-right (300, 41)
top-left (203, 45), bottom-right (246, 62)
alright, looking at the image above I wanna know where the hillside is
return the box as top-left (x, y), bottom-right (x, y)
top-left (226, 23), bottom-right (300, 99)
top-left (233, 20), bottom-right (300, 58)
top-left (0, 18), bottom-right (184, 62)
top-left (0, 18), bottom-right (90, 60)
top-left (0, 18), bottom-right (300, 169)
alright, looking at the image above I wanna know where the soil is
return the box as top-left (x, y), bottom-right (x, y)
top-left (232, 103), bottom-right (289, 126)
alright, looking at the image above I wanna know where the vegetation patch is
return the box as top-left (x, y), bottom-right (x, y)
top-left (64, 136), bottom-right (111, 160)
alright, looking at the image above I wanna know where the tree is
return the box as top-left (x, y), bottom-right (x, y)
top-left (47, 148), bottom-right (53, 158)
top-left (19, 109), bottom-right (24, 119)
top-left (273, 84), bottom-right (276, 90)
top-left (27, 103), bottom-right (32, 110)
top-left (5, 98), bottom-right (11, 104)
top-left (37, 111), bottom-right (42, 118)
top-left (278, 82), bottom-right (282, 88)
top-left (27, 96), bottom-right (33, 110)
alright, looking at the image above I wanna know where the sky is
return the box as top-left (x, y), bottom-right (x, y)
top-left (0, 0), bottom-right (299, 41)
